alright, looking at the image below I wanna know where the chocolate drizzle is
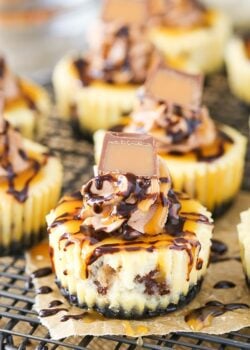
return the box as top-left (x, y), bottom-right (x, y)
top-left (39, 308), bottom-right (68, 318)
top-left (48, 300), bottom-right (63, 308)
top-left (243, 32), bottom-right (250, 59)
top-left (50, 188), bottom-right (210, 279)
top-left (185, 300), bottom-right (249, 331)
top-left (213, 281), bottom-right (236, 289)
top-left (72, 21), bottom-right (155, 86)
top-left (169, 130), bottom-right (234, 162)
top-left (210, 239), bottom-right (228, 263)
top-left (31, 267), bottom-right (52, 279)
top-left (37, 286), bottom-right (53, 294)
top-left (7, 158), bottom-right (41, 203)
top-left (73, 58), bottom-right (91, 86)
top-left (60, 312), bottom-right (87, 322)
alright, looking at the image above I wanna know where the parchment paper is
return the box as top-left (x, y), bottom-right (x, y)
top-left (26, 192), bottom-right (250, 340)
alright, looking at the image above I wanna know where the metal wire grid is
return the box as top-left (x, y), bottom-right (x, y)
top-left (0, 256), bottom-right (249, 350)
top-left (0, 72), bottom-right (250, 349)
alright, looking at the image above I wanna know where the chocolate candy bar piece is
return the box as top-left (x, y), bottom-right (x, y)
top-left (102, 0), bottom-right (149, 25)
top-left (99, 132), bottom-right (157, 176)
top-left (146, 66), bottom-right (203, 110)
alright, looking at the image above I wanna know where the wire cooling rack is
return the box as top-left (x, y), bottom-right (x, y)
top-left (0, 72), bottom-right (250, 349)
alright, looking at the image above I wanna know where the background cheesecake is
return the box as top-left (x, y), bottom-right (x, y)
top-left (1, 56), bottom-right (50, 140)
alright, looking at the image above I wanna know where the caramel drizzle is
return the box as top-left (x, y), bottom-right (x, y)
top-left (169, 130), bottom-right (234, 162)
top-left (185, 300), bottom-right (249, 331)
top-left (50, 191), bottom-right (208, 280)
top-left (243, 33), bottom-right (250, 59)
top-left (7, 158), bottom-right (41, 203)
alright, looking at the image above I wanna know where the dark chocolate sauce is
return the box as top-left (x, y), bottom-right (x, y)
top-left (60, 312), bottom-right (87, 322)
top-left (53, 184), bottom-right (209, 279)
top-left (185, 300), bottom-right (249, 330)
top-left (213, 281), bottom-right (236, 289)
top-left (195, 131), bottom-right (233, 162)
top-left (37, 286), bottom-right (53, 294)
top-left (196, 258), bottom-right (203, 270)
top-left (210, 239), bottom-right (228, 264)
top-left (211, 239), bottom-right (228, 255)
top-left (48, 300), bottom-right (63, 308)
top-left (39, 308), bottom-right (68, 318)
top-left (7, 159), bottom-right (41, 203)
top-left (73, 58), bottom-right (91, 85)
top-left (243, 32), bottom-right (250, 59)
top-left (180, 212), bottom-right (211, 225)
top-left (165, 190), bottom-right (185, 235)
top-left (0, 57), bottom-right (5, 77)
top-left (31, 267), bottom-right (52, 279)
top-left (210, 256), bottom-right (241, 264)
top-left (169, 130), bottom-right (234, 163)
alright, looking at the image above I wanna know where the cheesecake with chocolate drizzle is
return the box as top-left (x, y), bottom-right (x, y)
top-left (225, 33), bottom-right (250, 104)
top-left (53, 0), bottom-right (194, 136)
top-left (94, 66), bottom-right (246, 214)
top-left (237, 209), bottom-right (250, 287)
top-left (0, 56), bottom-right (50, 140)
top-left (47, 132), bottom-right (213, 319)
top-left (0, 98), bottom-right (62, 255)
top-left (148, 0), bottom-right (231, 74)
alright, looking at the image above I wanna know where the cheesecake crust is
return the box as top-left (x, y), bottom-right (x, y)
top-left (56, 278), bottom-right (203, 319)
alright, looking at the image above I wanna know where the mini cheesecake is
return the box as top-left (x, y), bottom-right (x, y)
top-left (225, 34), bottom-right (250, 104)
top-left (0, 100), bottom-right (62, 255)
top-left (237, 209), bottom-right (250, 287)
top-left (48, 132), bottom-right (213, 319)
top-left (53, 0), bottom-right (159, 135)
top-left (53, 0), bottom-right (193, 136)
top-left (94, 67), bottom-right (247, 215)
top-left (0, 57), bottom-right (50, 140)
top-left (147, 0), bottom-right (231, 74)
